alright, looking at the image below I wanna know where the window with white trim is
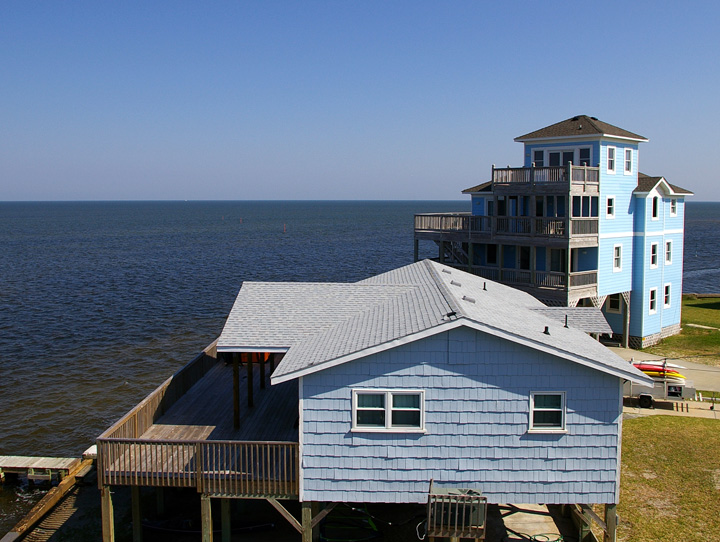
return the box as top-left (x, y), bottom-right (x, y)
top-left (607, 293), bottom-right (622, 314)
top-left (670, 199), bottom-right (677, 216)
top-left (530, 392), bottom-right (566, 431)
top-left (649, 288), bottom-right (658, 314)
top-left (613, 245), bottom-right (622, 272)
top-left (533, 150), bottom-right (544, 167)
top-left (352, 390), bottom-right (424, 432)
top-left (607, 146), bottom-right (616, 174)
top-left (664, 284), bottom-right (671, 308)
top-left (606, 196), bottom-right (615, 218)
top-left (650, 243), bottom-right (658, 268)
top-left (665, 241), bottom-right (672, 264)
top-left (652, 197), bottom-right (659, 219)
top-left (624, 148), bottom-right (633, 174)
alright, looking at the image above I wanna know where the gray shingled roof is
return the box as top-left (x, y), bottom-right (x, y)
top-left (515, 115), bottom-right (648, 142)
top-left (530, 307), bottom-right (612, 334)
top-left (635, 173), bottom-right (694, 195)
top-left (218, 261), bottom-right (652, 386)
top-left (461, 181), bottom-right (492, 194)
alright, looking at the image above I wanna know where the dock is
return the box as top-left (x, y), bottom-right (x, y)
top-left (0, 456), bottom-right (80, 483)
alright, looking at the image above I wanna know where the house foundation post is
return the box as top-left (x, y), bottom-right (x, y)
top-left (247, 353), bottom-right (254, 408)
top-left (201, 495), bottom-right (213, 542)
top-left (233, 353), bottom-right (240, 429)
top-left (439, 241), bottom-right (445, 263)
top-left (301, 501), bottom-right (313, 542)
top-left (467, 242), bottom-right (474, 272)
top-left (622, 293), bottom-right (630, 348)
top-left (260, 352), bottom-right (266, 389)
top-left (131, 486), bottom-right (142, 542)
top-left (221, 499), bottom-right (231, 542)
top-left (100, 486), bottom-right (114, 542)
top-left (155, 487), bottom-right (164, 515)
top-left (414, 238), bottom-right (419, 262)
top-left (604, 504), bottom-right (617, 542)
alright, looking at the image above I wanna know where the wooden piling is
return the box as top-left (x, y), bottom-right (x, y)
top-left (201, 495), bottom-right (213, 542)
top-left (131, 486), bottom-right (142, 542)
top-left (101, 486), bottom-right (115, 542)
top-left (233, 353), bottom-right (240, 429)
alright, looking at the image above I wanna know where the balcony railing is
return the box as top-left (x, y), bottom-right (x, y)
top-left (464, 265), bottom-right (597, 292)
top-left (415, 214), bottom-right (598, 239)
top-left (492, 164), bottom-right (599, 186)
top-left (97, 438), bottom-right (299, 497)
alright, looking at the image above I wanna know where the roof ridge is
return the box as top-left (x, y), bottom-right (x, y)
top-left (422, 260), bottom-right (464, 317)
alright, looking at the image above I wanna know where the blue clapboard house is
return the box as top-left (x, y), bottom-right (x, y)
top-left (414, 115), bottom-right (693, 348)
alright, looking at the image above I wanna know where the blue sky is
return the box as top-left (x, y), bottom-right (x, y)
top-left (2, 1), bottom-right (718, 201)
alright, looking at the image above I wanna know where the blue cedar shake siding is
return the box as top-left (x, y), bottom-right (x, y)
top-left (301, 326), bottom-right (621, 505)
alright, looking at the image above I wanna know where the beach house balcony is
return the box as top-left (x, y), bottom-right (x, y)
top-left (96, 344), bottom-right (299, 499)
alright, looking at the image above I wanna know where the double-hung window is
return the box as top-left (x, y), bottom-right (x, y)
top-left (670, 199), bottom-right (677, 216)
top-left (665, 241), bottom-right (672, 264)
top-left (613, 245), bottom-right (622, 272)
top-left (606, 196), bottom-right (615, 218)
top-left (664, 284), bottom-right (672, 308)
top-left (624, 148), bottom-right (633, 174)
top-left (353, 390), bottom-right (425, 432)
top-left (607, 294), bottom-right (622, 314)
top-left (529, 392), bottom-right (566, 432)
top-left (533, 150), bottom-right (544, 167)
top-left (607, 147), bottom-right (616, 174)
top-left (649, 289), bottom-right (658, 314)
top-left (650, 243), bottom-right (658, 268)
top-left (652, 197), bottom-right (659, 219)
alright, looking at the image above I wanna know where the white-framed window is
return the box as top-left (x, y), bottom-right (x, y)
top-left (606, 196), bottom-right (615, 219)
top-left (607, 146), bottom-right (616, 174)
top-left (352, 389), bottom-right (425, 432)
top-left (529, 392), bottom-right (566, 432)
top-left (607, 293), bottom-right (622, 314)
top-left (652, 196), bottom-right (659, 220)
top-left (533, 149), bottom-right (544, 167)
top-left (670, 199), bottom-right (677, 216)
top-left (664, 284), bottom-right (671, 308)
top-left (650, 243), bottom-right (659, 268)
top-left (624, 148), bottom-right (633, 174)
top-left (665, 241), bottom-right (672, 264)
top-left (613, 244), bottom-right (622, 272)
top-left (649, 288), bottom-right (658, 314)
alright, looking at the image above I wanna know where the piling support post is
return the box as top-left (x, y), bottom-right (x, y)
top-left (131, 486), bottom-right (143, 542)
top-left (260, 352), bottom-right (266, 389)
top-left (301, 501), bottom-right (313, 542)
top-left (604, 504), bottom-right (617, 542)
top-left (101, 486), bottom-right (115, 542)
top-left (247, 353), bottom-right (254, 408)
top-left (221, 499), bottom-right (231, 542)
top-left (233, 353), bottom-right (240, 429)
top-left (414, 239), bottom-right (419, 262)
top-left (201, 495), bottom-right (213, 542)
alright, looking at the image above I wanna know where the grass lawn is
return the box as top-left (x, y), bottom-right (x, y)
top-left (619, 416), bottom-right (720, 542)
top-left (643, 296), bottom-right (720, 366)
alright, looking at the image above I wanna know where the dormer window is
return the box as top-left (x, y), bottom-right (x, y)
top-left (607, 147), bottom-right (616, 174)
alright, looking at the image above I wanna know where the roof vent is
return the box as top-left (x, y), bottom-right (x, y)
top-left (483, 282), bottom-right (487, 291)
top-left (442, 269), bottom-right (452, 274)
top-left (564, 315), bottom-right (569, 328)
top-left (543, 326), bottom-right (551, 335)
top-left (571, 116), bottom-right (579, 121)
top-left (450, 280), bottom-right (462, 287)
top-left (444, 311), bottom-right (457, 320)
top-left (462, 296), bottom-right (476, 304)
top-left (591, 116), bottom-right (598, 120)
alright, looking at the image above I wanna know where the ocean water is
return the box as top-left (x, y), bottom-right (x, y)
top-left (0, 199), bottom-right (717, 532)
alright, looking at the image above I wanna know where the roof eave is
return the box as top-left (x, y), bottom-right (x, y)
top-left (514, 134), bottom-right (648, 144)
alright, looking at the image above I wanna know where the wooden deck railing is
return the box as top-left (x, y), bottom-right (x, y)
top-left (98, 343), bottom-right (219, 440)
top-left (463, 265), bottom-right (598, 292)
top-left (416, 213), bottom-right (598, 241)
top-left (492, 164), bottom-right (599, 186)
top-left (427, 485), bottom-right (487, 540)
top-left (97, 439), bottom-right (299, 498)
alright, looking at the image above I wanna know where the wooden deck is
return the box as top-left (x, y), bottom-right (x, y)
top-left (141, 359), bottom-right (298, 443)
top-left (0, 456), bottom-right (80, 482)
top-left (97, 347), bottom-right (300, 497)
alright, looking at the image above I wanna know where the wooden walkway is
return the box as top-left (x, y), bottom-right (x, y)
top-left (140, 358), bottom-right (299, 443)
top-left (0, 456), bottom-right (80, 482)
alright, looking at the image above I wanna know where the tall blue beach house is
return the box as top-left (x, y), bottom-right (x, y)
top-left (414, 115), bottom-right (693, 348)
